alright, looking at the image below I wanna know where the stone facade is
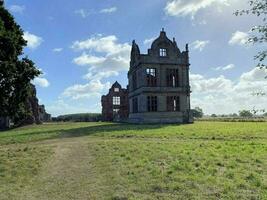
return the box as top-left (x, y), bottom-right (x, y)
top-left (39, 105), bottom-right (52, 122)
top-left (101, 82), bottom-right (129, 121)
top-left (101, 29), bottom-right (193, 124)
top-left (127, 29), bottom-right (193, 123)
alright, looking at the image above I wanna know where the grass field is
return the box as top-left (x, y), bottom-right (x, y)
top-left (0, 122), bottom-right (267, 200)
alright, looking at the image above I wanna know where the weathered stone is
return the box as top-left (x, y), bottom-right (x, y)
top-left (127, 29), bottom-right (193, 123)
top-left (102, 82), bottom-right (129, 122)
top-left (39, 105), bottom-right (51, 122)
top-left (22, 84), bottom-right (51, 125)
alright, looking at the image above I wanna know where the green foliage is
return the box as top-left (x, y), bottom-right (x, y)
top-left (0, 3), bottom-right (40, 123)
top-left (191, 107), bottom-right (204, 118)
top-left (55, 113), bottom-right (102, 122)
top-left (239, 110), bottom-right (254, 118)
top-left (235, 0), bottom-right (267, 69)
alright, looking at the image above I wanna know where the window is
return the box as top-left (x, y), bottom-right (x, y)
top-left (160, 48), bottom-right (167, 57)
top-left (132, 98), bottom-right (138, 113)
top-left (113, 109), bottom-right (119, 113)
top-left (146, 68), bottom-right (157, 87)
top-left (132, 72), bottom-right (137, 90)
top-left (166, 69), bottom-right (179, 87)
top-left (113, 96), bottom-right (120, 105)
top-left (167, 96), bottom-right (180, 111)
top-left (147, 96), bottom-right (157, 112)
top-left (114, 88), bottom-right (119, 92)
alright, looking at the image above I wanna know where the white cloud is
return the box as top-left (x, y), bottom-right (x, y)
top-left (190, 40), bottom-right (209, 51)
top-left (72, 35), bottom-right (130, 55)
top-left (240, 68), bottom-right (267, 81)
top-left (72, 34), bottom-right (131, 72)
top-left (62, 34), bottom-right (130, 100)
top-left (75, 9), bottom-right (89, 18)
top-left (191, 74), bottom-right (233, 93)
top-left (62, 80), bottom-right (110, 100)
top-left (23, 32), bottom-right (43, 49)
top-left (165, 0), bottom-right (230, 17)
top-left (143, 37), bottom-right (156, 46)
top-left (9, 5), bottom-right (25, 14)
top-left (213, 64), bottom-right (235, 71)
top-left (73, 54), bottom-right (106, 66)
top-left (83, 71), bottom-right (119, 81)
top-left (75, 7), bottom-right (117, 18)
top-left (46, 99), bottom-right (94, 117)
top-left (100, 7), bottom-right (117, 14)
top-left (33, 77), bottom-right (50, 88)
top-left (191, 68), bottom-right (267, 114)
top-left (53, 48), bottom-right (63, 52)
top-left (229, 31), bottom-right (249, 46)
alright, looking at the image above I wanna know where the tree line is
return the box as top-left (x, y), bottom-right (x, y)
top-left (191, 107), bottom-right (267, 119)
top-left (53, 113), bottom-right (102, 122)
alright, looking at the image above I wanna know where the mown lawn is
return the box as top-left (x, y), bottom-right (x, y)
top-left (0, 122), bottom-right (267, 200)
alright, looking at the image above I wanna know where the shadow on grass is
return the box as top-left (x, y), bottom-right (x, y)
top-left (0, 123), bottom-right (175, 145)
top-left (59, 123), bottom-right (169, 138)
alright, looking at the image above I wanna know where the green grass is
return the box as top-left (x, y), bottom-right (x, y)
top-left (0, 122), bottom-right (267, 199)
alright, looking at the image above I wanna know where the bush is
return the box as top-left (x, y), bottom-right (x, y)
top-left (239, 110), bottom-right (253, 118)
top-left (191, 107), bottom-right (204, 118)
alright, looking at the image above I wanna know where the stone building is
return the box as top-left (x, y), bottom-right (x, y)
top-left (101, 29), bottom-right (193, 123)
top-left (127, 29), bottom-right (193, 123)
top-left (101, 81), bottom-right (129, 121)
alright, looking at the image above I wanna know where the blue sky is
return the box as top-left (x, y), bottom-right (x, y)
top-left (5, 0), bottom-right (267, 116)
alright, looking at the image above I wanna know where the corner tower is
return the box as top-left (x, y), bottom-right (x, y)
top-left (128, 29), bottom-right (193, 123)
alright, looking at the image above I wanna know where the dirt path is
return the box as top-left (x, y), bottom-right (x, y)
top-left (18, 137), bottom-right (104, 200)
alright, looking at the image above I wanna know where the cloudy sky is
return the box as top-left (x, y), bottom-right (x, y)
top-left (5, 0), bottom-right (267, 116)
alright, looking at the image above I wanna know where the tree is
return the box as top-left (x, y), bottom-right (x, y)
top-left (0, 2), bottom-right (40, 125)
top-left (191, 107), bottom-right (204, 118)
top-left (239, 110), bottom-right (253, 118)
top-left (235, 0), bottom-right (267, 70)
top-left (211, 114), bottom-right (217, 118)
top-left (263, 112), bottom-right (267, 117)
top-left (231, 113), bottom-right (239, 117)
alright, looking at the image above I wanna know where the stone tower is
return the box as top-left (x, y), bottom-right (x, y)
top-left (127, 29), bottom-right (193, 123)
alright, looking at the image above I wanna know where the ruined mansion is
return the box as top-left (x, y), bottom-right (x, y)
top-left (102, 29), bottom-right (193, 123)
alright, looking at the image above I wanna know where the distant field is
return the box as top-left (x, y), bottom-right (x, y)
top-left (196, 117), bottom-right (267, 122)
top-left (0, 122), bottom-right (267, 200)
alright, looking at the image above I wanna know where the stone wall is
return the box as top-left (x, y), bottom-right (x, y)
top-left (102, 82), bottom-right (129, 122)
top-left (22, 84), bottom-right (51, 125)
top-left (39, 105), bottom-right (51, 122)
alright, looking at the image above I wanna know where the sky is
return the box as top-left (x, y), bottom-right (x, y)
top-left (4, 0), bottom-right (267, 116)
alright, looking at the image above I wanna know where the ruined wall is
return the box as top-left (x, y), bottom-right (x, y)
top-left (102, 82), bottom-right (129, 122)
